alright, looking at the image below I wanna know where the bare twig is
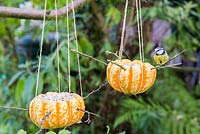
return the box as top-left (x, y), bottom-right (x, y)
top-left (174, 67), bottom-right (200, 72)
top-left (37, 112), bottom-right (52, 133)
top-left (164, 66), bottom-right (181, 69)
top-left (40, 112), bottom-right (52, 127)
top-left (168, 50), bottom-right (186, 63)
top-left (159, 63), bottom-right (182, 69)
top-left (35, 129), bottom-right (43, 134)
top-left (77, 108), bottom-right (100, 117)
top-left (84, 82), bottom-right (108, 99)
top-left (123, 50), bottom-right (130, 59)
top-left (0, 106), bottom-right (28, 111)
top-left (0, 0), bottom-right (88, 20)
top-left (77, 108), bottom-right (100, 124)
top-left (85, 112), bottom-right (91, 124)
top-left (165, 63), bottom-right (182, 67)
top-left (152, 63), bottom-right (182, 70)
top-left (71, 49), bottom-right (108, 65)
top-left (106, 51), bottom-right (119, 59)
top-left (107, 60), bottom-right (126, 71)
top-left (106, 50), bottom-right (130, 59)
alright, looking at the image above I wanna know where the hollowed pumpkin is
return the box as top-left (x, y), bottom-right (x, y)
top-left (107, 59), bottom-right (156, 95)
top-left (29, 92), bottom-right (85, 129)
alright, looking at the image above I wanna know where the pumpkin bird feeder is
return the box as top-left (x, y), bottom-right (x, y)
top-left (106, 59), bottom-right (156, 95)
top-left (29, 0), bottom-right (85, 129)
top-left (29, 92), bottom-right (85, 129)
top-left (106, 0), bottom-right (157, 95)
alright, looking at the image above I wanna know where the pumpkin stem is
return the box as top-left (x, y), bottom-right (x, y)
top-left (107, 60), bottom-right (126, 71)
top-left (106, 50), bottom-right (130, 60)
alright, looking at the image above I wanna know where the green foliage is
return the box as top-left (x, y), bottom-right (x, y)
top-left (114, 70), bottom-right (200, 134)
top-left (45, 131), bottom-right (56, 134)
top-left (114, 95), bottom-right (200, 133)
top-left (142, 0), bottom-right (200, 53)
top-left (106, 6), bottom-right (121, 26)
top-left (79, 37), bottom-right (94, 56)
top-left (17, 129), bottom-right (27, 134)
top-left (58, 130), bottom-right (72, 134)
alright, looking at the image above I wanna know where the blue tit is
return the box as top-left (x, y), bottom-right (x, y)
top-left (153, 47), bottom-right (169, 65)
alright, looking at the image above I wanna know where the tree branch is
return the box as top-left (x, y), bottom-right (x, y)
top-left (0, 0), bottom-right (88, 20)
top-left (174, 66), bottom-right (200, 72)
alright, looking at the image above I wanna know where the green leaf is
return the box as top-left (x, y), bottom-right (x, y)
top-left (106, 125), bottom-right (110, 134)
top-left (117, 132), bottom-right (126, 134)
top-left (58, 130), bottom-right (71, 134)
top-left (0, 23), bottom-right (6, 37)
top-left (79, 37), bottom-right (94, 56)
top-left (71, 77), bottom-right (77, 93)
top-left (8, 71), bottom-right (25, 87)
top-left (22, 74), bottom-right (36, 106)
top-left (17, 129), bottom-right (27, 134)
top-left (45, 131), bottom-right (56, 134)
top-left (106, 6), bottom-right (121, 26)
top-left (15, 77), bottom-right (26, 105)
top-left (100, 39), bottom-right (112, 54)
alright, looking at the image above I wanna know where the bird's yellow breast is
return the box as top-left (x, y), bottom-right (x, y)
top-left (154, 53), bottom-right (169, 65)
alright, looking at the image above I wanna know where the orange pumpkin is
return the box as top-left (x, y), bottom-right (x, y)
top-left (106, 59), bottom-right (156, 95)
top-left (29, 92), bottom-right (85, 129)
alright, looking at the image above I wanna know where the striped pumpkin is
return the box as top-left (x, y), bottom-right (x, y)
top-left (106, 59), bottom-right (156, 95)
top-left (29, 92), bottom-right (85, 129)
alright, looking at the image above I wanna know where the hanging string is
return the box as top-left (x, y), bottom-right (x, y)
top-left (139, 0), bottom-right (144, 62)
top-left (66, 0), bottom-right (71, 93)
top-left (135, 0), bottom-right (144, 95)
top-left (55, 0), bottom-right (61, 92)
top-left (136, 0), bottom-right (142, 61)
top-left (35, 0), bottom-right (48, 96)
top-left (72, 0), bottom-right (83, 96)
top-left (119, 0), bottom-right (129, 60)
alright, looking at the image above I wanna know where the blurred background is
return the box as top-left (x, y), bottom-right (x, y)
top-left (0, 0), bottom-right (200, 133)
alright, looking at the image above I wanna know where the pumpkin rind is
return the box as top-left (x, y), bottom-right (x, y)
top-left (29, 92), bottom-right (85, 129)
top-left (106, 59), bottom-right (156, 95)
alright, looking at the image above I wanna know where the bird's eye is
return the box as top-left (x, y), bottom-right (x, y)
top-left (156, 50), bottom-right (165, 55)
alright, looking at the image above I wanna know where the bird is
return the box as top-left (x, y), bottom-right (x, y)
top-left (153, 47), bottom-right (169, 65)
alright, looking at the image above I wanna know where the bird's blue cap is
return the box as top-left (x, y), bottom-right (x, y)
top-left (155, 47), bottom-right (164, 52)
